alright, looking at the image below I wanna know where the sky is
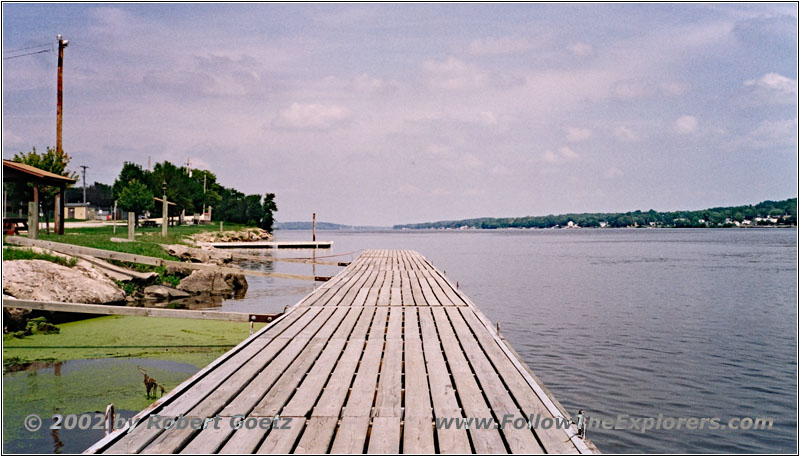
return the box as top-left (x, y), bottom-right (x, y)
top-left (2, 3), bottom-right (797, 226)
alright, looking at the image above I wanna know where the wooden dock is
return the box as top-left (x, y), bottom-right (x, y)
top-left (205, 240), bottom-right (333, 249)
top-left (86, 250), bottom-right (594, 454)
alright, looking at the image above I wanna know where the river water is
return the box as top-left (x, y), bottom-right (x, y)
top-left (222, 228), bottom-right (797, 453)
top-left (3, 228), bottom-right (795, 453)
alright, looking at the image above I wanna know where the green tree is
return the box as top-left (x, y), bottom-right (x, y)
top-left (118, 180), bottom-right (154, 227)
top-left (261, 193), bottom-right (277, 232)
top-left (112, 162), bottom-right (150, 200)
top-left (150, 161), bottom-right (201, 224)
top-left (11, 146), bottom-right (78, 234)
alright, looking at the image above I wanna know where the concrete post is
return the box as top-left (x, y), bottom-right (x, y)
top-left (128, 212), bottom-right (135, 241)
top-left (220, 221), bottom-right (223, 232)
top-left (27, 202), bottom-right (38, 239)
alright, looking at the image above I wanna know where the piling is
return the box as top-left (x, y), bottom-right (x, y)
top-left (128, 213), bottom-right (135, 241)
top-left (27, 202), bottom-right (38, 239)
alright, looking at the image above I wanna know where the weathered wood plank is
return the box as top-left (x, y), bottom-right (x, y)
top-left (458, 308), bottom-right (579, 454)
top-left (367, 417), bottom-right (401, 454)
top-left (293, 417), bottom-right (338, 453)
top-left (255, 416), bottom-right (305, 454)
top-left (443, 307), bottom-right (544, 454)
top-left (330, 416), bottom-right (370, 454)
top-left (431, 307), bottom-right (507, 453)
top-left (374, 338), bottom-right (402, 417)
top-left (417, 308), bottom-right (472, 454)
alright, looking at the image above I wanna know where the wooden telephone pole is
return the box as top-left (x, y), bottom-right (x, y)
top-left (56, 35), bottom-right (68, 154)
top-left (55, 34), bottom-right (69, 235)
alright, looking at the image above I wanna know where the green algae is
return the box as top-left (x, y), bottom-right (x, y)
top-left (2, 315), bottom-right (267, 450)
top-left (3, 315), bottom-right (264, 368)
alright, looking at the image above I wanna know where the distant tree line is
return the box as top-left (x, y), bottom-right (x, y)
top-left (111, 161), bottom-right (277, 231)
top-left (394, 198), bottom-right (797, 230)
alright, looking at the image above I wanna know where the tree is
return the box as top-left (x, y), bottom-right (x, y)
top-left (113, 162), bottom-right (150, 200)
top-left (118, 180), bottom-right (154, 227)
top-left (244, 195), bottom-right (263, 226)
top-left (66, 182), bottom-right (114, 207)
top-left (261, 193), bottom-right (277, 233)
top-left (11, 146), bottom-right (78, 234)
top-left (150, 161), bottom-right (200, 224)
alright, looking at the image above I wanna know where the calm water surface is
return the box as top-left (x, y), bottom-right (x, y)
top-left (222, 228), bottom-right (797, 453)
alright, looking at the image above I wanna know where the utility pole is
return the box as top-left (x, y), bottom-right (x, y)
top-left (80, 165), bottom-right (89, 203)
top-left (56, 35), bottom-right (68, 154)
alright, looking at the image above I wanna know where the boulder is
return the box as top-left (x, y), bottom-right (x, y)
top-left (166, 265), bottom-right (192, 276)
top-left (164, 244), bottom-right (209, 263)
top-left (177, 270), bottom-right (248, 295)
top-left (163, 244), bottom-right (232, 265)
top-left (143, 285), bottom-right (192, 301)
top-left (2, 260), bottom-right (125, 304)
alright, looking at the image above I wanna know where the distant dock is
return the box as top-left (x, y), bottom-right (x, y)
top-left (87, 250), bottom-right (595, 454)
top-left (204, 240), bottom-right (333, 249)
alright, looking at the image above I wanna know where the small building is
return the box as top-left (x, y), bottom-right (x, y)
top-left (65, 202), bottom-right (96, 220)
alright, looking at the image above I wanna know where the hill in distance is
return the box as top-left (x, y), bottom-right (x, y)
top-left (393, 198), bottom-right (797, 230)
top-left (276, 221), bottom-right (389, 231)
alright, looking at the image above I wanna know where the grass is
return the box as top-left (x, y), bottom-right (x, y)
top-left (27, 223), bottom-right (251, 260)
top-left (2, 246), bottom-right (78, 267)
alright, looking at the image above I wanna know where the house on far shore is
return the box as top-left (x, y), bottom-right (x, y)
top-left (65, 202), bottom-right (96, 220)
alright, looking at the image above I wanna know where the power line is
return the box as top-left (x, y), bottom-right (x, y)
top-left (3, 49), bottom-right (51, 60)
top-left (3, 42), bottom-right (51, 54)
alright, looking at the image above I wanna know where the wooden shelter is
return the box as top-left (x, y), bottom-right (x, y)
top-left (3, 159), bottom-right (77, 235)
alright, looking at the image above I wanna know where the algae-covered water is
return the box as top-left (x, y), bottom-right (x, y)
top-left (3, 358), bottom-right (197, 453)
top-left (2, 315), bottom-right (263, 453)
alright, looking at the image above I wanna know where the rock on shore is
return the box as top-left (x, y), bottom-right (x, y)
top-left (190, 228), bottom-right (272, 244)
top-left (2, 260), bottom-right (125, 304)
top-left (177, 270), bottom-right (248, 296)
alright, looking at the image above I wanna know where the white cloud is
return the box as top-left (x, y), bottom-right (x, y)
top-left (611, 80), bottom-right (647, 100)
top-left (741, 118), bottom-right (798, 149)
top-left (559, 146), bottom-right (579, 159)
top-left (660, 82), bottom-right (688, 95)
top-left (273, 103), bottom-right (351, 129)
top-left (462, 153), bottom-right (483, 169)
top-left (491, 164), bottom-right (513, 176)
top-left (543, 149), bottom-right (559, 163)
top-left (541, 146), bottom-right (579, 163)
top-left (744, 73), bottom-right (797, 104)
top-left (565, 127), bottom-right (592, 143)
top-left (613, 125), bottom-right (641, 142)
top-left (398, 183), bottom-right (422, 195)
top-left (567, 42), bottom-right (593, 57)
top-left (674, 115), bottom-right (698, 134)
top-left (604, 167), bottom-right (624, 179)
top-left (422, 57), bottom-right (487, 90)
top-left (469, 36), bottom-right (538, 55)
